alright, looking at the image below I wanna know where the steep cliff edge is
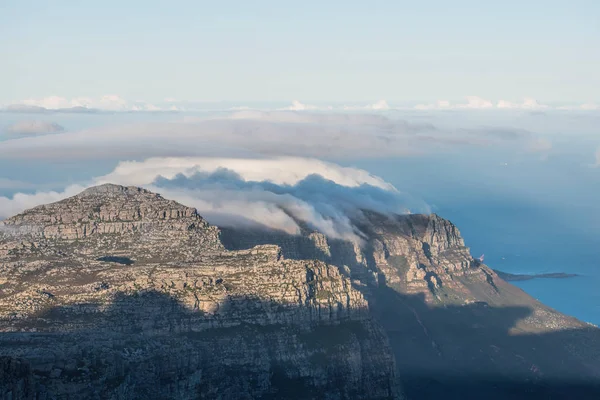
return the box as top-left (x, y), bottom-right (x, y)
top-left (222, 209), bottom-right (600, 398)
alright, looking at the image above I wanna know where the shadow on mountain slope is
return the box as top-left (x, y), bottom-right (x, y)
top-left (372, 286), bottom-right (600, 400)
top-left (220, 227), bottom-right (600, 400)
top-left (1, 291), bottom-right (397, 399)
top-left (2, 287), bottom-right (599, 399)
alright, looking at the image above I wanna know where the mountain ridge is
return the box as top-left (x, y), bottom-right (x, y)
top-left (1, 183), bottom-right (599, 399)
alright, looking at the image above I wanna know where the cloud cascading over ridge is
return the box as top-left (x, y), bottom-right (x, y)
top-left (0, 109), bottom-right (556, 236)
top-left (149, 170), bottom-right (422, 240)
top-left (94, 157), bottom-right (395, 190)
top-left (0, 107), bottom-right (576, 241)
top-left (96, 156), bottom-right (419, 241)
top-left (0, 156), bottom-right (428, 242)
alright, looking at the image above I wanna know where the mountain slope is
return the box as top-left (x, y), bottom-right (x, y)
top-left (1, 184), bottom-right (599, 399)
top-left (0, 185), bottom-right (398, 399)
top-left (222, 208), bottom-right (600, 398)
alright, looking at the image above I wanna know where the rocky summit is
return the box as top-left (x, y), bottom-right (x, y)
top-left (1, 184), bottom-right (599, 399)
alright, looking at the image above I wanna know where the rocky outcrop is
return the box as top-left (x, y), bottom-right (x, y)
top-left (0, 184), bottom-right (223, 263)
top-left (356, 212), bottom-right (483, 302)
top-left (1, 184), bottom-right (222, 249)
top-left (223, 211), bottom-right (480, 302)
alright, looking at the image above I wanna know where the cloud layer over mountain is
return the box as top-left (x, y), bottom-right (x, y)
top-left (0, 156), bottom-right (427, 241)
top-left (0, 185), bottom-right (87, 221)
top-left (0, 109), bottom-right (565, 239)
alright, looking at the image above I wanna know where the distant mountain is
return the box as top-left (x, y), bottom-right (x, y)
top-left (4, 104), bottom-right (48, 113)
top-left (2, 104), bottom-right (100, 114)
top-left (493, 269), bottom-right (579, 281)
top-left (1, 184), bottom-right (599, 399)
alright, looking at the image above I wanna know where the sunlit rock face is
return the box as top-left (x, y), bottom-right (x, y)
top-left (0, 185), bottom-right (398, 399)
top-left (0, 184), bottom-right (222, 252)
top-left (224, 211), bottom-right (492, 304)
top-left (1, 184), bottom-right (599, 399)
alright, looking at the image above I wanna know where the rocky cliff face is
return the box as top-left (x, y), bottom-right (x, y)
top-left (1, 184), bottom-right (223, 262)
top-left (356, 211), bottom-right (494, 301)
top-left (0, 185), bottom-right (398, 399)
top-left (1, 184), bottom-right (600, 399)
top-left (0, 357), bottom-right (36, 400)
top-left (222, 209), bottom-right (600, 398)
top-left (223, 211), bottom-right (490, 302)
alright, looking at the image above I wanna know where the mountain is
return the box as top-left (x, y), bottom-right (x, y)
top-left (1, 184), bottom-right (599, 399)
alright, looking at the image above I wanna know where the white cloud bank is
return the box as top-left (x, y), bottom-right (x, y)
top-left (415, 96), bottom-right (492, 110)
top-left (342, 100), bottom-right (390, 111)
top-left (278, 100), bottom-right (320, 111)
top-left (3, 95), bottom-right (167, 113)
top-left (20, 95), bottom-right (130, 111)
top-left (415, 96), bottom-right (553, 110)
top-left (0, 157), bottom-right (426, 242)
top-left (3, 95), bottom-right (599, 113)
top-left (276, 99), bottom-right (391, 111)
top-left (95, 157), bottom-right (394, 190)
top-left (460, 96), bottom-right (494, 109)
top-left (0, 185), bottom-right (87, 221)
top-left (2, 97), bottom-right (396, 113)
top-left (496, 97), bottom-right (549, 110)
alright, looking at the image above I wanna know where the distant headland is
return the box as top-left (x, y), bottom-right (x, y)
top-left (494, 269), bottom-right (579, 282)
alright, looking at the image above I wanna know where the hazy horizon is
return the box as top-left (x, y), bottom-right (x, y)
top-left (2, 1), bottom-right (599, 105)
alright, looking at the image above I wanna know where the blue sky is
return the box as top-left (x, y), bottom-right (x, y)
top-left (2, 0), bottom-right (599, 104)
